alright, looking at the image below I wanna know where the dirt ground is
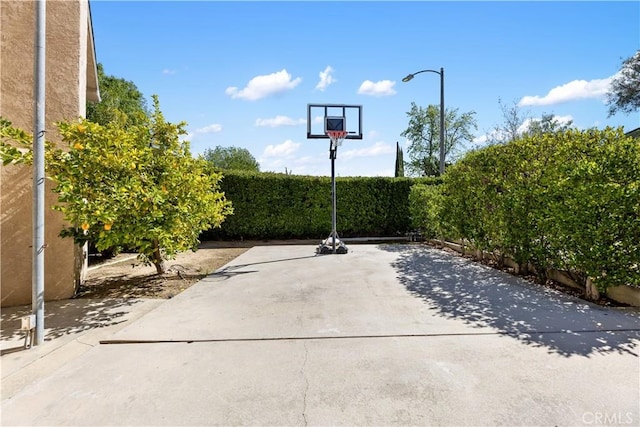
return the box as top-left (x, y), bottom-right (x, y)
top-left (78, 240), bottom-right (316, 300)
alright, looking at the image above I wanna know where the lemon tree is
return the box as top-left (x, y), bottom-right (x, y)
top-left (2, 96), bottom-right (233, 274)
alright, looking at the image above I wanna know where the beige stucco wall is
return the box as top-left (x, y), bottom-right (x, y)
top-left (1, 0), bottom-right (93, 307)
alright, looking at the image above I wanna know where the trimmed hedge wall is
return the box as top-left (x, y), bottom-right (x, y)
top-left (410, 127), bottom-right (639, 293)
top-left (202, 171), bottom-right (438, 240)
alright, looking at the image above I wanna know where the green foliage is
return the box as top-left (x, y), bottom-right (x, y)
top-left (401, 103), bottom-right (439, 176)
top-left (408, 184), bottom-right (444, 239)
top-left (45, 95), bottom-right (232, 273)
top-left (523, 113), bottom-right (574, 137)
top-left (86, 63), bottom-right (149, 127)
top-left (338, 177), bottom-right (415, 236)
top-left (215, 171), bottom-right (330, 239)
top-left (607, 50), bottom-right (640, 116)
top-left (0, 117), bottom-right (34, 165)
top-left (401, 102), bottom-right (477, 177)
top-left (439, 146), bottom-right (506, 253)
top-left (486, 98), bottom-right (529, 145)
top-left (429, 127), bottom-right (639, 293)
top-left (487, 100), bottom-right (576, 146)
top-left (203, 172), bottom-right (439, 240)
top-left (203, 145), bottom-right (260, 172)
top-left (546, 129), bottom-right (640, 290)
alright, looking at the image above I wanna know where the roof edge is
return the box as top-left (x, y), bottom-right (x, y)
top-left (86, 0), bottom-right (100, 103)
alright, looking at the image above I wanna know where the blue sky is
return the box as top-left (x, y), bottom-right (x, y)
top-left (90, 1), bottom-right (639, 176)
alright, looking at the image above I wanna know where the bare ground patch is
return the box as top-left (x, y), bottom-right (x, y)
top-left (77, 240), bottom-right (317, 300)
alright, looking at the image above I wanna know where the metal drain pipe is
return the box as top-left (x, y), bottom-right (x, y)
top-left (32, 0), bottom-right (46, 346)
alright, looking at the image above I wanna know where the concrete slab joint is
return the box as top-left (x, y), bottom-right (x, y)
top-left (301, 341), bottom-right (310, 427)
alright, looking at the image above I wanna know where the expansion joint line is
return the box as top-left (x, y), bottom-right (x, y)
top-left (75, 338), bottom-right (95, 348)
top-left (301, 341), bottom-right (309, 427)
top-left (99, 328), bottom-right (640, 345)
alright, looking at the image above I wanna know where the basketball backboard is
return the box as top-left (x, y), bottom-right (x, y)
top-left (307, 104), bottom-right (363, 139)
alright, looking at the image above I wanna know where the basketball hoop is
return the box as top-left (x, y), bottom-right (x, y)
top-left (307, 104), bottom-right (363, 255)
top-left (327, 130), bottom-right (348, 149)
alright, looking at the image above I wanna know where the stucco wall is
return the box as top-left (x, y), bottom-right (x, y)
top-left (1, 0), bottom-right (89, 307)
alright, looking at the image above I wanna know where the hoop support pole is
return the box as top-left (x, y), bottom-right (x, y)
top-left (331, 147), bottom-right (337, 254)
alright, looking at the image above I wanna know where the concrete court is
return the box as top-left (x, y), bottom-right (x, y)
top-left (2, 243), bottom-right (639, 426)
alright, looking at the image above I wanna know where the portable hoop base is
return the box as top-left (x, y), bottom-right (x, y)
top-left (317, 235), bottom-right (348, 255)
top-left (317, 130), bottom-right (349, 255)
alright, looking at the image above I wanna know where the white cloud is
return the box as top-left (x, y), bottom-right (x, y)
top-left (185, 123), bottom-right (222, 141)
top-left (226, 69), bottom-right (302, 100)
top-left (262, 139), bottom-right (301, 158)
top-left (255, 116), bottom-right (306, 127)
top-left (313, 116), bottom-right (324, 124)
top-left (195, 124), bottom-right (222, 134)
top-left (366, 130), bottom-right (380, 139)
top-left (357, 80), bottom-right (397, 97)
top-left (162, 69), bottom-right (176, 75)
top-left (294, 156), bottom-right (317, 166)
top-left (341, 141), bottom-right (394, 161)
top-left (472, 134), bottom-right (489, 144)
top-left (518, 76), bottom-right (614, 106)
top-left (180, 132), bottom-right (194, 142)
top-left (315, 66), bottom-right (336, 91)
top-left (258, 143), bottom-right (321, 174)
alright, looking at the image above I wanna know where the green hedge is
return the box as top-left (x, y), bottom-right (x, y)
top-left (423, 127), bottom-right (639, 292)
top-left (408, 183), bottom-right (444, 239)
top-left (201, 171), bottom-right (439, 240)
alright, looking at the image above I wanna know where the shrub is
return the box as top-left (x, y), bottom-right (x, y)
top-left (430, 127), bottom-right (639, 293)
top-left (202, 173), bottom-right (439, 240)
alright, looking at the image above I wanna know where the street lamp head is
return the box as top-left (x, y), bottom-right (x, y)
top-left (402, 74), bottom-right (414, 82)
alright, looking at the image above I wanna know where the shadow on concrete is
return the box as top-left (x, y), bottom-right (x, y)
top-left (1, 298), bottom-right (143, 354)
top-left (77, 272), bottom-right (203, 299)
top-left (381, 244), bottom-right (640, 358)
top-left (206, 255), bottom-right (318, 281)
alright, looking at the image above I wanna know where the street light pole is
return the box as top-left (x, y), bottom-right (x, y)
top-left (402, 67), bottom-right (445, 175)
top-left (438, 67), bottom-right (445, 175)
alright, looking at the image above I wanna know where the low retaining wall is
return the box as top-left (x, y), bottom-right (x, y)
top-left (429, 239), bottom-right (640, 308)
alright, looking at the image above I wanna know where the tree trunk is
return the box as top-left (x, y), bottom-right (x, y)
top-left (585, 277), bottom-right (600, 301)
top-left (152, 239), bottom-right (166, 274)
top-left (535, 267), bottom-right (548, 286)
top-left (518, 263), bottom-right (528, 275)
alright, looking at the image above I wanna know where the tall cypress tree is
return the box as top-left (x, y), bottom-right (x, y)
top-left (395, 141), bottom-right (405, 177)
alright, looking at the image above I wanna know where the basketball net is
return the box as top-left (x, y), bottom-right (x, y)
top-left (327, 130), bottom-right (348, 150)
